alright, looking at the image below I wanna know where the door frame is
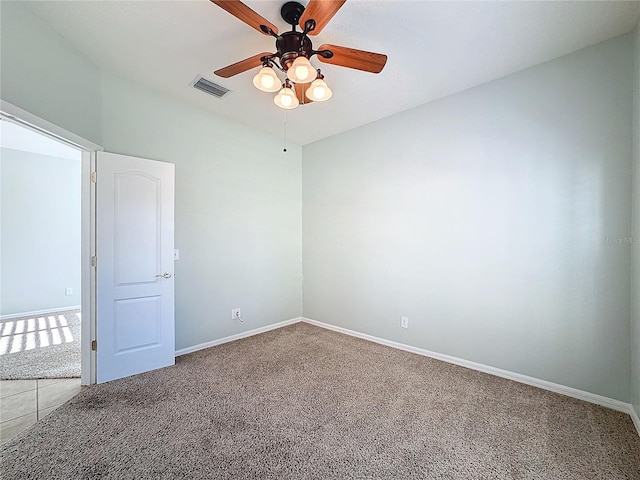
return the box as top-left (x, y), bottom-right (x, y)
top-left (1, 100), bottom-right (102, 385)
top-left (84, 151), bottom-right (97, 384)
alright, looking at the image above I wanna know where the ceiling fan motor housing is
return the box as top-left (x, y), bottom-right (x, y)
top-left (277, 32), bottom-right (313, 70)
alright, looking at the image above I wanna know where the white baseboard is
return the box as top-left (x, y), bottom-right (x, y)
top-left (302, 317), bottom-right (634, 416)
top-left (631, 405), bottom-right (640, 437)
top-left (0, 305), bottom-right (81, 320)
top-left (175, 317), bottom-right (302, 356)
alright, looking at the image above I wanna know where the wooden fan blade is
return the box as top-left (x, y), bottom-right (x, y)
top-left (214, 52), bottom-right (272, 78)
top-left (299, 0), bottom-right (346, 36)
top-left (317, 44), bottom-right (387, 73)
top-left (210, 0), bottom-right (278, 35)
top-left (293, 83), bottom-right (314, 105)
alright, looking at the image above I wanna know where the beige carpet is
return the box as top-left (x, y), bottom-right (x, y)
top-left (1, 322), bottom-right (639, 479)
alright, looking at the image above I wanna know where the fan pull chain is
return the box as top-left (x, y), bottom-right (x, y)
top-left (283, 111), bottom-right (288, 152)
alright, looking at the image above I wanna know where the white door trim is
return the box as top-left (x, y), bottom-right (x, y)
top-left (82, 151), bottom-right (97, 385)
top-left (0, 100), bottom-right (102, 152)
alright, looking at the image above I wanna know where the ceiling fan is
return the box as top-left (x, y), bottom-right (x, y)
top-left (211, 0), bottom-right (388, 109)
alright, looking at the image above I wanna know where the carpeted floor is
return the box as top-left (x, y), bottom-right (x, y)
top-left (1, 322), bottom-right (639, 479)
top-left (0, 309), bottom-right (81, 380)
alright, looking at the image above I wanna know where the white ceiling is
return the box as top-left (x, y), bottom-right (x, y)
top-left (24, 0), bottom-right (640, 145)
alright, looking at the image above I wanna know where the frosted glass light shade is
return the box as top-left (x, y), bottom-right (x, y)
top-left (252, 67), bottom-right (280, 92)
top-left (305, 78), bottom-right (333, 102)
top-left (274, 86), bottom-right (299, 109)
top-left (286, 56), bottom-right (314, 84)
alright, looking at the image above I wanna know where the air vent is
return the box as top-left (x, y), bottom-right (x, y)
top-left (191, 76), bottom-right (231, 99)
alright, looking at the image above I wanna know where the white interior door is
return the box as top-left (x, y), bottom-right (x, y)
top-left (96, 152), bottom-right (175, 383)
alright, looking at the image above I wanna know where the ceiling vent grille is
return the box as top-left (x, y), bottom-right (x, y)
top-left (192, 76), bottom-right (230, 99)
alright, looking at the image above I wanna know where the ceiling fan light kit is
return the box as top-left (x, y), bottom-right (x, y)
top-left (306, 74), bottom-right (332, 102)
top-left (253, 66), bottom-right (281, 92)
top-left (211, 0), bottom-right (387, 110)
top-left (274, 81), bottom-right (300, 109)
top-left (287, 55), bottom-right (315, 83)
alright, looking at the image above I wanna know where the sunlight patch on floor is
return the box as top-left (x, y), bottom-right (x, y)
top-left (0, 316), bottom-right (75, 355)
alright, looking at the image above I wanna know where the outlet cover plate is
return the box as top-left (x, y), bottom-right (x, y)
top-left (401, 316), bottom-right (408, 328)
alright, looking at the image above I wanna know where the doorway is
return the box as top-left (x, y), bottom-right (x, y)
top-left (1, 100), bottom-right (176, 388)
top-left (0, 121), bottom-right (82, 380)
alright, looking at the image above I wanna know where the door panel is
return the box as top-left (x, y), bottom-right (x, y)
top-left (114, 296), bottom-right (161, 353)
top-left (96, 152), bottom-right (175, 383)
top-left (115, 172), bottom-right (160, 285)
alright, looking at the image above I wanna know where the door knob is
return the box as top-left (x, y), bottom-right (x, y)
top-left (156, 272), bottom-right (173, 279)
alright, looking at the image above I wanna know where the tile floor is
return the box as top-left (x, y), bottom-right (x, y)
top-left (0, 378), bottom-right (82, 445)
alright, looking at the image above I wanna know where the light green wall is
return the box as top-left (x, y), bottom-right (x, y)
top-left (0, 2), bottom-right (102, 145)
top-left (100, 74), bottom-right (302, 350)
top-left (302, 34), bottom-right (634, 402)
top-left (0, 148), bottom-right (82, 314)
top-left (631, 22), bottom-right (640, 421)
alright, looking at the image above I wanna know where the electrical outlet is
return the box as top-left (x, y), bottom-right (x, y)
top-left (232, 308), bottom-right (241, 320)
top-left (401, 316), bottom-right (408, 328)
top-left (65, 288), bottom-right (73, 296)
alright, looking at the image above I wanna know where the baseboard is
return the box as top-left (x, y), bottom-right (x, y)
top-left (631, 405), bottom-right (640, 437)
top-left (0, 305), bottom-right (81, 320)
top-left (302, 317), bottom-right (633, 415)
top-left (175, 317), bottom-right (302, 356)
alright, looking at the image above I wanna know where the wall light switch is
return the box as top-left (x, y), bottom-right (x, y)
top-left (174, 249), bottom-right (180, 261)
top-left (401, 316), bottom-right (408, 328)
top-left (65, 288), bottom-right (73, 296)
